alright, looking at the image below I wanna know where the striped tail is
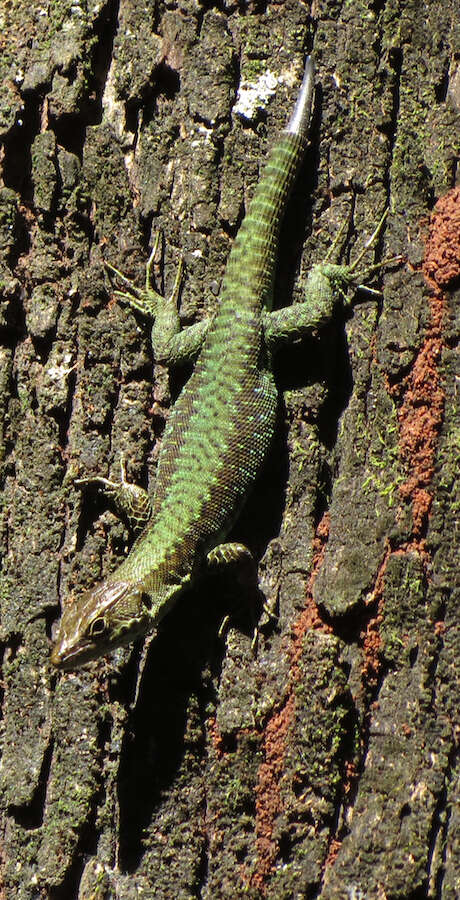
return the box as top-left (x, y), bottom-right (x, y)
top-left (220, 57), bottom-right (315, 313)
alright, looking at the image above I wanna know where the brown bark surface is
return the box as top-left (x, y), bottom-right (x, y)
top-left (0, 1), bottom-right (458, 898)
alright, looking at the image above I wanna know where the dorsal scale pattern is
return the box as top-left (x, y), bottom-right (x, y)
top-left (117, 131), bottom-right (311, 584)
top-left (51, 57), bottom-right (315, 668)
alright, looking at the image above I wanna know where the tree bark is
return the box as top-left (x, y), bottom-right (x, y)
top-left (0, 1), bottom-right (458, 898)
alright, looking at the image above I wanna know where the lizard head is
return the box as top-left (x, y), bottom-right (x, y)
top-left (50, 576), bottom-right (180, 670)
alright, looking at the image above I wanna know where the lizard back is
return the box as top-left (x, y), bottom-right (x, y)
top-left (117, 69), bottom-right (314, 586)
top-left (51, 57), bottom-right (315, 668)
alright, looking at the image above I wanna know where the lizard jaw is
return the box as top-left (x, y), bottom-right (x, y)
top-left (51, 578), bottom-right (153, 670)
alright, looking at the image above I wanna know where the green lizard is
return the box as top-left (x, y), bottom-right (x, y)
top-left (51, 56), bottom-right (384, 669)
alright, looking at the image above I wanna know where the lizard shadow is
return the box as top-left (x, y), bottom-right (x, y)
top-left (115, 89), bottom-right (359, 867)
top-left (115, 323), bottom-right (354, 872)
top-left (115, 608), bottom-right (215, 871)
top-left (115, 425), bottom-right (289, 871)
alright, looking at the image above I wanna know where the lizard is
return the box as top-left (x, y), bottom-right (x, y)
top-left (51, 55), bottom-right (386, 669)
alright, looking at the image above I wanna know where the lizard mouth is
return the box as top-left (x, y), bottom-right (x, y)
top-left (50, 578), bottom-right (153, 670)
top-left (50, 616), bottom-right (153, 670)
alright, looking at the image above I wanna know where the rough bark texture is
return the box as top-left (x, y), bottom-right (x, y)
top-left (0, 1), bottom-right (458, 899)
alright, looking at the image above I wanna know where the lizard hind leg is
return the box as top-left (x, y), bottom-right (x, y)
top-left (263, 207), bottom-right (403, 353)
top-left (106, 231), bottom-right (210, 366)
top-left (321, 206), bottom-right (403, 299)
top-left (105, 229), bottom-right (165, 319)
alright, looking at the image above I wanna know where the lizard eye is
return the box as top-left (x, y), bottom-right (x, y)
top-left (88, 616), bottom-right (108, 639)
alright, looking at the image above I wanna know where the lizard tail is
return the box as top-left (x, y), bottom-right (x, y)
top-left (286, 56), bottom-right (315, 139)
top-left (221, 56), bottom-right (315, 313)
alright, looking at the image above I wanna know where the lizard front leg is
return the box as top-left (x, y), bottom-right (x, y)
top-left (76, 455), bottom-right (152, 536)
